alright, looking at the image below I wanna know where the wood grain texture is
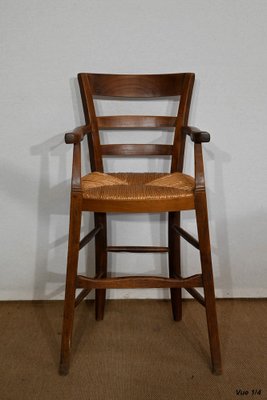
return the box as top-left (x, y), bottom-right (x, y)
top-left (83, 73), bottom-right (187, 97)
top-left (194, 143), bottom-right (206, 190)
top-left (97, 115), bottom-right (176, 129)
top-left (71, 143), bottom-right (82, 192)
top-left (168, 212), bottom-right (182, 321)
top-left (94, 213), bottom-right (107, 321)
top-left (76, 274), bottom-right (203, 289)
top-left (101, 144), bottom-right (173, 156)
top-left (195, 189), bottom-right (222, 374)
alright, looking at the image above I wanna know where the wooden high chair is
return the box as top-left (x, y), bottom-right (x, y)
top-left (59, 73), bottom-right (222, 375)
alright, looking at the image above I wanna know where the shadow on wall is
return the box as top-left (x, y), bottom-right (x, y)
top-left (29, 77), bottom-right (95, 302)
top-left (30, 134), bottom-right (95, 301)
top-left (206, 143), bottom-right (232, 297)
top-left (27, 76), bottom-right (94, 365)
top-left (31, 134), bottom-right (94, 300)
top-left (180, 141), bottom-right (233, 299)
top-left (31, 135), bottom-right (66, 300)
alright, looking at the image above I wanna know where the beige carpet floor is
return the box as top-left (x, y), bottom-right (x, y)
top-left (0, 299), bottom-right (266, 400)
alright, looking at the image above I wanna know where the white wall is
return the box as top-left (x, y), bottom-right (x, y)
top-left (1, 0), bottom-right (267, 300)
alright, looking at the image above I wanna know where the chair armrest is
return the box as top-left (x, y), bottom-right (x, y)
top-left (65, 125), bottom-right (91, 144)
top-left (182, 126), bottom-right (210, 143)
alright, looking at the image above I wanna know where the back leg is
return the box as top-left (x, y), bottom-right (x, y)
top-left (168, 212), bottom-right (182, 321)
top-left (94, 212), bottom-right (107, 321)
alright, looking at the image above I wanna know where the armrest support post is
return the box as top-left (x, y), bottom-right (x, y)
top-left (181, 126), bottom-right (210, 191)
top-left (194, 143), bottom-right (206, 191)
top-left (71, 142), bottom-right (82, 192)
top-left (65, 125), bottom-right (91, 191)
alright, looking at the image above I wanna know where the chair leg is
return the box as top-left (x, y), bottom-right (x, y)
top-left (168, 212), bottom-right (182, 321)
top-left (59, 194), bottom-right (82, 375)
top-left (94, 212), bottom-right (107, 321)
top-left (195, 192), bottom-right (222, 375)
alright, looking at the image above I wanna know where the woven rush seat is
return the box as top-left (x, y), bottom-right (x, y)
top-left (81, 172), bottom-right (195, 212)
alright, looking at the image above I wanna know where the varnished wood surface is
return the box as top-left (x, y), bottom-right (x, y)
top-left (65, 125), bottom-right (91, 144)
top-left (195, 189), bottom-right (222, 374)
top-left (185, 288), bottom-right (205, 306)
top-left (77, 72), bottom-right (196, 173)
top-left (101, 144), bottom-right (173, 156)
top-left (170, 73), bottom-right (195, 172)
top-left (82, 73), bottom-right (189, 97)
top-left (60, 193), bottom-right (82, 375)
top-left (71, 143), bottom-right (82, 192)
top-left (182, 126), bottom-right (210, 143)
top-left (76, 274), bottom-right (203, 289)
top-left (79, 225), bottom-right (102, 250)
top-left (107, 246), bottom-right (169, 253)
top-left (194, 143), bottom-right (206, 191)
top-left (97, 115), bottom-right (177, 129)
top-left (168, 211), bottom-right (182, 321)
top-left (172, 225), bottom-right (200, 249)
top-left (74, 272), bottom-right (105, 307)
top-left (94, 213), bottom-right (108, 321)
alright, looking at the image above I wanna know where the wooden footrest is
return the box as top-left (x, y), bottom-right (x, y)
top-left (76, 274), bottom-right (203, 289)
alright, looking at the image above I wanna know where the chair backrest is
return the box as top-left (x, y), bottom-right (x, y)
top-left (78, 73), bottom-right (195, 173)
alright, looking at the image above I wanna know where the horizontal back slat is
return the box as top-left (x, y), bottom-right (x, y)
top-left (84, 73), bottom-right (186, 97)
top-left (97, 115), bottom-right (177, 129)
top-left (101, 144), bottom-right (173, 156)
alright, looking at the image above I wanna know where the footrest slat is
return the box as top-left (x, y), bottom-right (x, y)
top-left (76, 274), bottom-right (203, 289)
